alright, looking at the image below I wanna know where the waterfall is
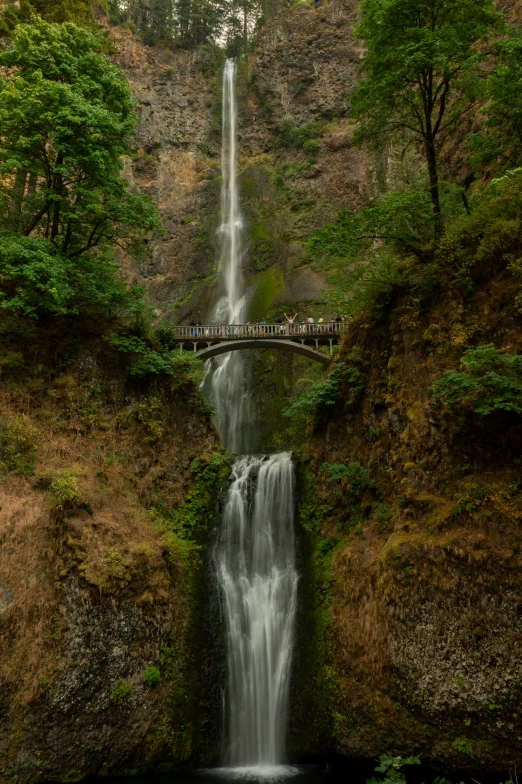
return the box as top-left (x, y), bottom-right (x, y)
top-left (214, 454), bottom-right (299, 772)
top-left (206, 59), bottom-right (251, 454)
top-left (206, 61), bottom-right (299, 777)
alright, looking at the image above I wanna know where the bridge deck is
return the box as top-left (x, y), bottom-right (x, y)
top-left (170, 321), bottom-right (347, 341)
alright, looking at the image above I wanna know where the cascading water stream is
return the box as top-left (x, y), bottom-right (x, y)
top-left (214, 454), bottom-right (298, 773)
top-left (207, 60), bottom-right (299, 776)
top-left (206, 59), bottom-right (251, 454)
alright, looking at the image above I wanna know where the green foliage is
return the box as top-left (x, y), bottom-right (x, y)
top-left (367, 754), bottom-right (421, 784)
top-left (322, 461), bottom-right (377, 503)
top-left (282, 359), bottom-right (365, 426)
top-left (0, 0), bottom-right (97, 33)
top-left (111, 336), bottom-right (204, 381)
top-left (111, 335), bottom-right (214, 416)
top-left (134, 396), bottom-right (165, 443)
top-left (352, 0), bottom-right (502, 228)
top-left (305, 176), bottom-right (449, 319)
top-left (275, 117), bottom-right (327, 163)
top-left (50, 468), bottom-right (79, 507)
top-left (308, 185), bottom-right (434, 258)
top-left (143, 665), bottom-right (162, 687)
top-left (468, 27), bottom-right (522, 170)
top-left (430, 345), bottom-right (522, 415)
top-left (110, 679), bottom-right (133, 704)
top-left (371, 502), bottom-right (394, 529)
top-left (151, 451), bottom-right (232, 539)
top-left (452, 737), bottom-right (476, 757)
top-left (0, 18), bottom-right (160, 320)
top-left (438, 168), bottom-right (522, 291)
top-left (0, 415), bottom-right (40, 475)
top-left (310, 165), bottom-right (522, 323)
top-left (0, 233), bottom-right (144, 319)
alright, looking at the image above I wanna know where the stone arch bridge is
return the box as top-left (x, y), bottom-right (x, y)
top-left (170, 322), bottom-right (347, 366)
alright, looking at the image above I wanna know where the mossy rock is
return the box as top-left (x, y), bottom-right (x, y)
top-left (247, 268), bottom-right (286, 321)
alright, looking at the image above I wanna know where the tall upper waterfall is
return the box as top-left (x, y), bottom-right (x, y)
top-left (214, 454), bottom-right (299, 770)
top-left (206, 59), bottom-right (251, 453)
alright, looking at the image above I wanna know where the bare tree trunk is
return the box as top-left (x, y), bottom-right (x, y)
top-left (26, 172), bottom-right (38, 201)
top-left (6, 169), bottom-right (27, 229)
top-left (425, 137), bottom-right (442, 237)
top-left (51, 153), bottom-right (64, 242)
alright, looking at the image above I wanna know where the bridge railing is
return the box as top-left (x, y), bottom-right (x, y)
top-left (170, 322), bottom-right (347, 339)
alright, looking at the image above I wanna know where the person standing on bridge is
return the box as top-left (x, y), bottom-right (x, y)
top-left (284, 313), bottom-right (298, 335)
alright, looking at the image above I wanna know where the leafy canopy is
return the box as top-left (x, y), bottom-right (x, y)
top-left (0, 18), bottom-right (160, 318)
top-left (0, 0), bottom-right (97, 34)
top-left (351, 0), bottom-right (502, 228)
top-left (468, 27), bottom-right (522, 170)
top-left (430, 345), bottom-right (522, 415)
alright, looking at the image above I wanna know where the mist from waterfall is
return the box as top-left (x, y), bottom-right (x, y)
top-left (206, 59), bottom-right (251, 454)
top-left (214, 453), bottom-right (299, 772)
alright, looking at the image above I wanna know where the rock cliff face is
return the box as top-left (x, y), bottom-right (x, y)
top-left (300, 261), bottom-right (522, 769)
top-left (115, 0), bottom-right (371, 323)
top-left (0, 329), bottom-right (226, 782)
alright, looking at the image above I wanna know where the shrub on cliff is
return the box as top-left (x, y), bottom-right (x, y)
top-left (438, 168), bottom-right (522, 293)
top-left (0, 415), bottom-right (40, 475)
top-left (322, 461), bottom-right (377, 504)
top-left (430, 345), bottom-right (522, 415)
top-left (0, 18), bottom-right (160, 320)
top-left (283, 354), bottom-right (366, 427)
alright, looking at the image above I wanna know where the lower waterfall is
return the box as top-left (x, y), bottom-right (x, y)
top-left (214, 453), bottom-right (299, 772)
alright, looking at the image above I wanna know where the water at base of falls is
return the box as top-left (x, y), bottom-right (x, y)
top-left (214, 453), bottom-right (299, 773)
top-left (208, 767), bottom-right (300, 780)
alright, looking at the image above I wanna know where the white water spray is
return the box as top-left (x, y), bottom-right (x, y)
top-left (206, 59), bottom-right (251, 453)
top-left (215, 454), bottom-right (299, 770)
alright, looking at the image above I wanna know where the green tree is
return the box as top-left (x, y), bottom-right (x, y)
top-left (0, 18), bottom-right (159, 318)
top-left (351, 0), bottom-right (502, 235)
top-left (468, 27), bottom-right (522, 170)
top-left (0, 0), bottom-right (97, 34)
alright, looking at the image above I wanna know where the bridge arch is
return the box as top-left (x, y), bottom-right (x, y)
top-left (195, 338), bottom-right (331, 366)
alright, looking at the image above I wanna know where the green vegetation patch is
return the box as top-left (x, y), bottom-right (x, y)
top-left (151, 451), bottom-right (232, 541)
top-left (0, 18), bottom-right (159, 322)
top-left (143, 666), bottom-right (161, 688)
top-left (111, 680), bottom-right (133, 705)
top-left (247, 268), bottom-right (285, 321)
top-left (50, 469), bottom-right (79, 508)
top-left (0, 415), bottom-right (40, 476)
top-left (430, 345), bottom-right (522, 415)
